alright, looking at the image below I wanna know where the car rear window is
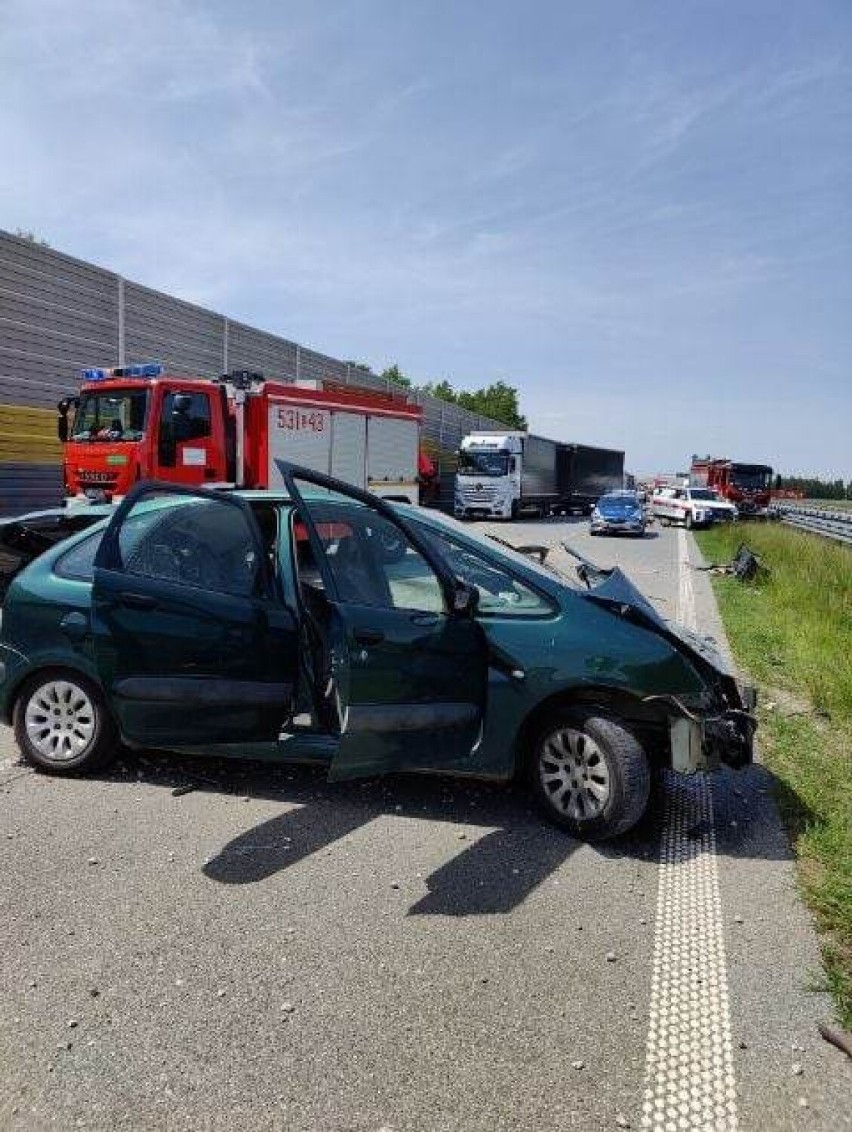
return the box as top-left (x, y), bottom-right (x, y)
top-left (54, 529), bottom-right (104, 581)
top-left (53, 509), bottom-right (172, 582)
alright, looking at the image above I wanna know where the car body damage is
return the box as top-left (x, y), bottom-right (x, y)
top-left (0, 468), bottom-right (756, 839)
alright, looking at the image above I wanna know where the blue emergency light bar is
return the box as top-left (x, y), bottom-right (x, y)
top-left (82, 362), bottom-right (164, 381)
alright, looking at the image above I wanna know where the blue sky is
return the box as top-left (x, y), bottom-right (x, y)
top-left (2, 1), bottom-right (850, 477)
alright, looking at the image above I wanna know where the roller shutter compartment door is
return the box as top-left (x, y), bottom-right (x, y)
top-left (330, 412), bottom-right (367, 489)
top-left (367, 417), bottom-right (418, 484)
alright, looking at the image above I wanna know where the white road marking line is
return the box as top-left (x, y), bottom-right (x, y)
top-left (640, 529), bottom-right (738, 1131)
top-left (677, 527), bottom-right (698, 631)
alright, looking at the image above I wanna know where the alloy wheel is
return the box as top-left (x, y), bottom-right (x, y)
top-left (538, 726), bottom-right (612, 821)
top-left (24, 679), bottom-right (96, 763)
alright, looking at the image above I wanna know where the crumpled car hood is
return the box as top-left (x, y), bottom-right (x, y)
top-left (579, 566), bottom-right (735, 680)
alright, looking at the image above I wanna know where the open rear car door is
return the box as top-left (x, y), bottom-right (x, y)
top-left (282, 463), bottom-right (489, 781)
top-left (91, 483), bottom-right (299, 748)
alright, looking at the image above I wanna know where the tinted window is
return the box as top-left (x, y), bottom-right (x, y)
top-left (417, 525), bottom-right (554, 618)
top-left (122, 498), bottom-right (260, 597)
top-left (54, 529), bottom-right (104, 581)
top-left (54, 508), bottom-right (176, 582)
top-left (160, 391), bottom-right (211, 442)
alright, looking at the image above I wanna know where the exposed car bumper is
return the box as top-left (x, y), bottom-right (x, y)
top-left (663, 684), bottom-right (756, 774)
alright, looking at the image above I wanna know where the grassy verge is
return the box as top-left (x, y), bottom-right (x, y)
top-left (803, 499), bottom-right (852, 511)
top-left (694, 523), bottom-right (852, 1028)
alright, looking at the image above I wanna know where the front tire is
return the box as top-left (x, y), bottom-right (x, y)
top-left (13, 669), bottom-right (117, 775)
top-left (528, 711), bottom-right (650, 839)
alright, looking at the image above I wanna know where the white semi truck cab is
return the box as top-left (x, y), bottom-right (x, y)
top-left (454, 432), bottom-right (526, 519)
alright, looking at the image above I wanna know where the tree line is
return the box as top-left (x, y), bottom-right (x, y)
top-left (373, 363), bottom-right (527, 430)
top-left (774, 474), bottom-right (852, 500)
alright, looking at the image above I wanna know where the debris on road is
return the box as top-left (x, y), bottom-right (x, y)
top-left (818, 1022), bottom-right (852, 1059)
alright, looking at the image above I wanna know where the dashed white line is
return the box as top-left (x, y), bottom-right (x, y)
top-left (640, 529), bottom-right (738, 1131)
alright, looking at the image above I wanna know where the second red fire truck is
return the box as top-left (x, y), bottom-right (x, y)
top-left (689, 455), bottom-right (773, 515)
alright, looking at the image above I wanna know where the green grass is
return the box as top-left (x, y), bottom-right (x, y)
top-left (695, 523), bottom-right (852, 1027)
top-left (798, 498), bottom-right (852, 511)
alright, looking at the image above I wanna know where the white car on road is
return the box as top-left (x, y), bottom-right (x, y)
top-left (651, 486), bottom-right (738, 528)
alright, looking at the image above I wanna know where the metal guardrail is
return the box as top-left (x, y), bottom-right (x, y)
top-left (774, 503), bottom-right (852, 546)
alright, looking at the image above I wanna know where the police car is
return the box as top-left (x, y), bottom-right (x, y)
top-left (651, 486), bottom-right (738, 528)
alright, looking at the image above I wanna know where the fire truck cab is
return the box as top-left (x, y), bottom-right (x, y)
top-left (689, 456), bottom-right (773, 516)
top-left (59, 364), bottom-right (424, 505)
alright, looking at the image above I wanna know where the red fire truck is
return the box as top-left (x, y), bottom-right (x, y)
top-left (58, 364), bottom-right (431, 505)
top-left (689, 456), bottom-right (773, 515)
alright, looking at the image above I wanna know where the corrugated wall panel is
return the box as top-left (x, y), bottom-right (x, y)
top-left (0, 264), bottom-right (118, 322)
top-left (0, 463), bottom-right (63, 517)
top-left (227, 322), bottom-right (300, 380)
top-left (299, 347), bottom-right (348, 386)
top-left (1, 237), bottom-right (118, 300)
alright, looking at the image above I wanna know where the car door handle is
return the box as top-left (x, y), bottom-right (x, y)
top-left (353, 628), bottom-right (384, 645)
top-left (118, 592), bottom-right (158, 611)
top-left (59, 611), bottom-right (88, 642)
top-left (410, 613), bottom-right (439, 627)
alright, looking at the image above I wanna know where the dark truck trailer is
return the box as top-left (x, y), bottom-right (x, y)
top-left (520, 433), bottom-right (560, 503)
top-left (521, 437), bottom-right (625, 514)
top-left (455, 430), bottom-right (625, 519)
top-left (557, 444), bottom-right (625, 514)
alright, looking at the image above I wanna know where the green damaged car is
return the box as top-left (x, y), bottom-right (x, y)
top-left (0, 465), bottom-right (756, 840)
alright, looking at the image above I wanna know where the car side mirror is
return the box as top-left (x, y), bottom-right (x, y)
top-left (451, 580), bottom-right (479, 617)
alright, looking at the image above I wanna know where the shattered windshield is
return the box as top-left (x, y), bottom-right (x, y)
top-left (72, 389), bottom-right (148, 442)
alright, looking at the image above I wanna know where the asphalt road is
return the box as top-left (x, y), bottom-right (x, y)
top-left (1, 516), bottom-right (849, 1131)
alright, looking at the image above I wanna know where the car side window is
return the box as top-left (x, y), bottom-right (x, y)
top-left (298, 502), bottom-right (444, 613)
top-left (54, 529), bottom-right (105, 581)
top-left (120, 498), bottom-right (262, 598)
top-left (160, 391), bottom-right (212, 442)
top-left (54, 510), bottom-right (169, 582)
top-left (416, 525), bottom-right (554, 618)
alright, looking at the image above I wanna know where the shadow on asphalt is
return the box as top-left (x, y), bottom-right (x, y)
top-left (74, 746), bottom-right (800, 916)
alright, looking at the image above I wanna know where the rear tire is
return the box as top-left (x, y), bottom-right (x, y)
top-left (13, 669), bottom-right (117, 775)
top-left (528, 711), bottom-right (650, 840)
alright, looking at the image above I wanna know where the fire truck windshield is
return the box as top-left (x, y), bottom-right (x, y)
top-left (72, 389), bottom-right (148, 442)
top-left (731, 465), bottom-right (772, 491)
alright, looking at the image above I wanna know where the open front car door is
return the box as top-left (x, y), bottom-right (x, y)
top-left (91, 483), bottom-right (298, 747)
top-left (282, 463), bottom-right (489, 781)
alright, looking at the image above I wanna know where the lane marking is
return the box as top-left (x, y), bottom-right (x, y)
top-left (640, 530), bottom-right (738, 1131)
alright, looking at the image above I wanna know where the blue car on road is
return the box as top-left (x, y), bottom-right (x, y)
top-left (589, 491), bottom-right (647, 537)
